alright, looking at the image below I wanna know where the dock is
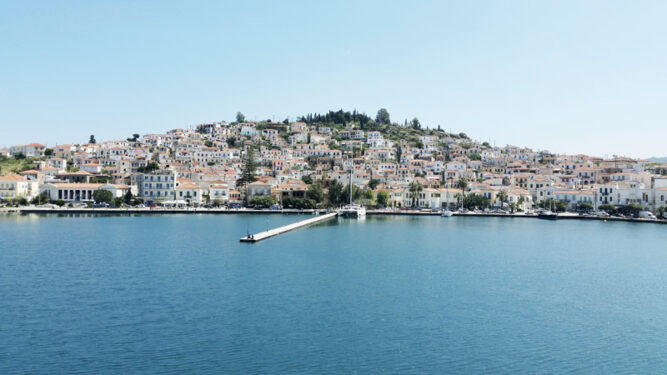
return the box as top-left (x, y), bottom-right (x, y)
top-left (240, 212), bottom-right (338, 242)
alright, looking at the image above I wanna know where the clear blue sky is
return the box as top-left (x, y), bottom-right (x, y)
top-left (1, 0), bottom-right (666, 158)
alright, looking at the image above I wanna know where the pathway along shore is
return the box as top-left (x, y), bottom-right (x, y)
top-left (6, 207), bottom-right (666, 224)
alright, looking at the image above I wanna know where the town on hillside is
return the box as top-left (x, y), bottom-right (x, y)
top-left (1, 109), bottom-right (666, 218)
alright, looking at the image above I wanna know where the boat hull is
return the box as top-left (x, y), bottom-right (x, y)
top-left (338, 205), bottom-right (366, 218)
top-left (538, 214), bottom-right (558, 220)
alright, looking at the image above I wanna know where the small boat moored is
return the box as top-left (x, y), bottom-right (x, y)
top-left (537, 209), bottom-right (558, 220)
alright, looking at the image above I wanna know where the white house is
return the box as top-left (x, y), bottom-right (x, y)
top-left (0, 174), bottom-right (39, 200)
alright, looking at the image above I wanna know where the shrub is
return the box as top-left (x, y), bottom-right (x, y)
top-left (249, 196), bottom-right (276, 208)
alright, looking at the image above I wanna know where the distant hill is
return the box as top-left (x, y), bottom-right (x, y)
top-left (648, 157), bottom-right (667, 163)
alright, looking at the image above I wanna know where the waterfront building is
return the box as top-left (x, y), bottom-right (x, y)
top-left (209, 183), bottom-right (229, 203)
top-left (41, 182), bottom-right (103, 202)
top-left (175, 182), bottom-right (203, 205)
top-left (0, 174), bottom-right (39, 200)
top-left (134, 171), bottom-right (176, 202)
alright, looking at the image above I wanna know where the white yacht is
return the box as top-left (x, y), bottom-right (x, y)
top-left (339, 204), bottom-right (366, 218)
top-left (337, 168), bottom-right (366, 218)
top-left (441, 210), bottom-right (454, 217)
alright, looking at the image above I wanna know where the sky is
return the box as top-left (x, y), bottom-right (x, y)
top-left (1, 0), bottom-right (666, 158)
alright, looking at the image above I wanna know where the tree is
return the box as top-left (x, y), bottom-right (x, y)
top-left (456, 177), bottom-right (468, 198)
top-left (30, 192), bottom-right (50, 205)
top-left (93, 189), bottom-right (113, 204)
top-left (327, 180), bottom-right (345, 207)
top-left (342, 184), bottom-right (363, 203)
top-left (124, 190), bottom-right (133, 204)
top-left (555, 200), bottom-right (568, 212)
top-left (89, 135), bottom-right (96, 144)
top-left (376, 190), bottom-right (389, 208)
top-left (204, 140), bottom-right (213, 147)
top-left (409, 181), bottom-right (423, 207)
top-left (11, 197), bottom-right (28, 206)
top-left (249, 196), bottom-right (276, 208)
top-left (44, 148), bottom-right (53, 157)
top-left (497, 190), bottom-right (508, 209)
top-left (619, 203), bottom-right (643, 218)
top-left (236, 147), bottom-right (257, 188)
top-left (411, 117), bottom-right (421, 130)
top-left (306, 183), bottom-right (324, 203)
top-left (416, 140), bottom-right (424, 149)
top-left (577, 201), bottom-right (594, 212)
top-left (368, 178), bottom-right (380, 190)
top-left (236, 112), bottom-right (246, 123)
top-left (14, 152), bottom-right (25, 160)
top-left (137, 161), bottom-right (159, 173)
top-left (470, 153), bottom-right (481, 161)
top-left (301, 174), bottom-right (313, 184)
top-left (598, 204), bottom-right (616, 214)
top-left (375, 108), bottom-right (391, 125)
top-left (462, 193), bottom-right (491, 210)
top-left (226, 136), bottom-right (237, 147)
top-left (112, 197), bottom-right (123, 207)
top-left (282, 197), bottom-right (316, 209)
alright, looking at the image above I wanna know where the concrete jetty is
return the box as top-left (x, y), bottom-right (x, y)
top-left (240, 212), bottom-right (338, 242)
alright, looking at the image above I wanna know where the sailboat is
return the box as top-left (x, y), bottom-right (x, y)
top-left (537, 198), bottom-right (558, 220)
top-left (338, 168), bottom-right (366, 218)
top-left (441, 209), bottom-right (454, 217)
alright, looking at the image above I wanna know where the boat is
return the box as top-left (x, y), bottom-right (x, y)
top-left (339, 204), bottom-right (366, 218)
top-left (337, 168), bottom-right (366, 218)
top-left (537, 209), bottom-right (558, 220)
top-left (441, 210), bottom-right (454, 217)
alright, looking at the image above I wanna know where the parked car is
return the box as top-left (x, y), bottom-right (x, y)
top-left (92, 203), bottom-right (109, 208)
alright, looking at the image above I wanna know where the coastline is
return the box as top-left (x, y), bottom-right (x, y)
top-left (4, 207), bottom-right (665, 224)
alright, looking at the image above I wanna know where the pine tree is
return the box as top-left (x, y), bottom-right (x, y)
top-left (237, 147), bottom-right (257, 188)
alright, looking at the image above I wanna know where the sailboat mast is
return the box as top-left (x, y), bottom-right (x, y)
top-left (349, 168), bottom-right (353, 205)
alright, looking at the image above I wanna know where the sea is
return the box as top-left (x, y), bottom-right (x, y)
top-left (1, 213), bottom-right (666, 374)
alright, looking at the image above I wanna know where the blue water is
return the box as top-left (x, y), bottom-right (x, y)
top-left (1, 213), bottom-right (666, 374)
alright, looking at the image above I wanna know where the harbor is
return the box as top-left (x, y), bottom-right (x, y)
top-left (9, 206), bottom-right (666, 225)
